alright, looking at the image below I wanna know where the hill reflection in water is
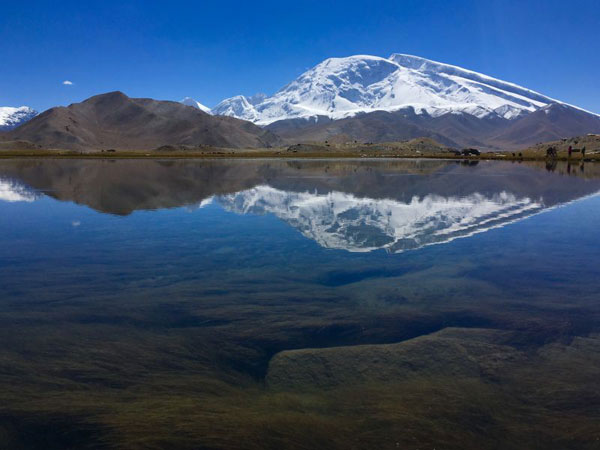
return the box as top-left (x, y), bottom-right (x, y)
top-left (1, 158), bottom-right (600, 449)
top-left (1, 158), bottom-right (599, 253)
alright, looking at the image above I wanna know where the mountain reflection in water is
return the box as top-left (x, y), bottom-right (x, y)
top-left (1, 158), bottom-right (600, 450)
top-left (1, 158), bottom-right (599, 253)
top-left (219, 187), bottom-right (544, 252)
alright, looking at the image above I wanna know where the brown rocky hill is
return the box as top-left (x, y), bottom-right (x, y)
top-left (2, 91), bottom-right (280, 151)
top-left (265, 104), bottom-right (600, 150)
top-left (490, 104), bottom-right (600, 147)
top-left (266, 111), bottom-right (461, 148)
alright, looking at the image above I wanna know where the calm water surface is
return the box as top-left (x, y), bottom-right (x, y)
top-left (0, 158), bottom-right (599, 449)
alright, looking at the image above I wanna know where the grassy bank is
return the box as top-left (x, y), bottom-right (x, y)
top-left (1, 148), bottom-right (599, 162)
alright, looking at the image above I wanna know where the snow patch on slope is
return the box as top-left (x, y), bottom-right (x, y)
top-left (180, 97), bottom-right (212, 114)
top-left (0, 106), bottom-right (38, 130)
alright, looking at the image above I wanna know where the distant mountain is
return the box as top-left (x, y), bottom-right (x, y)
top-left (212, 54), bottom-right (600, 149)
top-left (3, 91), bottom-right (279, 150)
top-left (0, 106), bottom-right (37, 131)
top-left (489, 103), bottom-right (600, 146)
top-left (180, 97), bottom-right (212, 114)
top-left (4, 54), bottom-right (599, 150)
top-left (211, 93), bottom-right (268, 122)
top-left (212, 54), bottom-right (578, 125)
top-left (212, 95), bottom-right (260, 122)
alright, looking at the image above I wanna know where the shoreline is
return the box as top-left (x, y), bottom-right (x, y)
top-left (0, 149), bottom-right (598, 162)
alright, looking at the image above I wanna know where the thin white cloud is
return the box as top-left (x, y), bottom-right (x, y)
top-left (62, 80), bottom-right (74, 85)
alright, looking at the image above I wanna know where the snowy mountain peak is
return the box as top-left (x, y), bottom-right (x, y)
top-left (0, 106), bottom-right (38, 131)
top-left (211, 53), bottom-right (573, 125)
top-left (210, 93), bottom-right (269, 121)
top-left (247, 93), bottom-right (268, 105)
top-left (211, 95), bottom-right (260, 121)
top-left (180, 97), bottom-right (212, 114)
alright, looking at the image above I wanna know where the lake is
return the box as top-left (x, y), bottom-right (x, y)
top-left (0, 158), bottom-right (599, 449)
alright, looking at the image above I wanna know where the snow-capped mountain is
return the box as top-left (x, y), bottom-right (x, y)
top-left (212, 95), bottom-right (259, 121)
top-left (0, 106), bottom-right (38, 131)
top-left (211, 93), bottom-right (268, 121)
top-left (211, 54), bottom-right (594, 126)
top-left (218, 186), bottom-right (545, 253)
top-left (180, 97), bottom-right (212, 114)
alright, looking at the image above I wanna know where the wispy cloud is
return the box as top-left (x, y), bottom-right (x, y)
top-left (62, 80), bottom-right (74, 85)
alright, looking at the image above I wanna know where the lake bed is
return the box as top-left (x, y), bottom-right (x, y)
top-left (1, 158), bottom-right (599, 449)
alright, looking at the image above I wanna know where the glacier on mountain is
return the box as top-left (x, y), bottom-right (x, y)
top-left (180, 97), bottom-right (212, 114)
top-left (210, 54), bottom-right (580, 125)
top-left (0, 106), bottom-right (38, 130)
top-left (211, 95), bottom-right (260, 121)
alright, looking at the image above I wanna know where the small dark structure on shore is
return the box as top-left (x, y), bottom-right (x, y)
top-left (461, 148), bottom-right (481, 156)
top-left (546, 146), bottom-right (558, 158)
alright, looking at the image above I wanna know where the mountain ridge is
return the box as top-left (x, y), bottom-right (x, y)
top-left (2, 91), bottom-right (279, 151)
top-left (3, 54), bottom-right (599, 151)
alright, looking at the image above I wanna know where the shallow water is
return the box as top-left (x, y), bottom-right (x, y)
top-left (0, 158), bottom-right (599, 449)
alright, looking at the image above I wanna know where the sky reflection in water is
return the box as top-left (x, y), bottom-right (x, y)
top-left (0, 159), bottom-right (599, 449)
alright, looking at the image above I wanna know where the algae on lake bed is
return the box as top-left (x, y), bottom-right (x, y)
top-left (0, 159), bottom-right (599, 449)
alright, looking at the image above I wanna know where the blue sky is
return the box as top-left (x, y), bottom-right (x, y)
top-left (1, 0), bottom-right (599, 113)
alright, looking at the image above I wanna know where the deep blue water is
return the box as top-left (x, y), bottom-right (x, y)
top-left (0, 158), bottom-right (599, 449)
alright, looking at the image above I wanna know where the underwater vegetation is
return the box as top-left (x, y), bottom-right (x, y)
top-left (0, 159), bottom-right (599, 449)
